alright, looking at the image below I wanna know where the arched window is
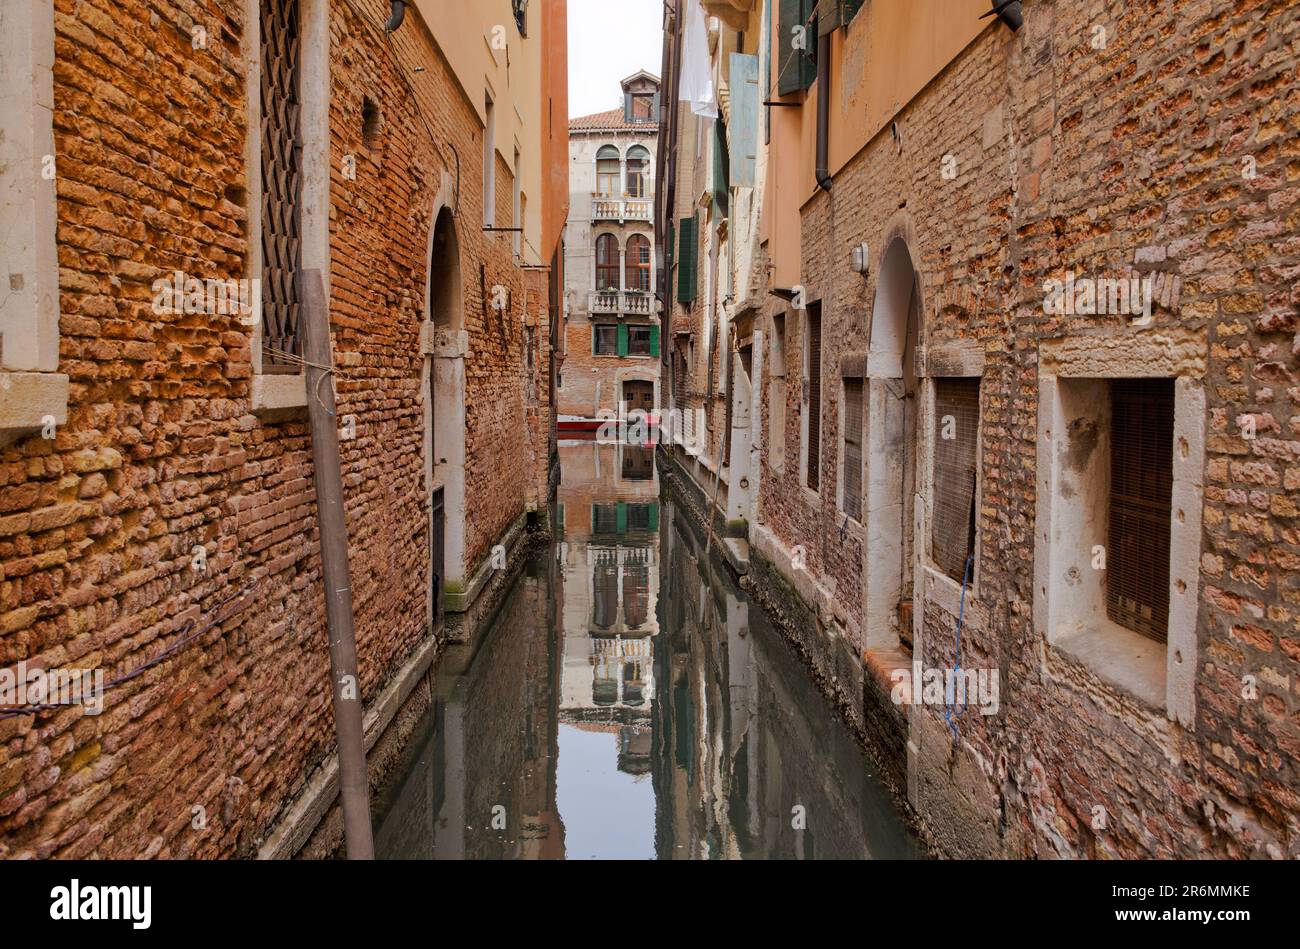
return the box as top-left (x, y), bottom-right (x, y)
top-left (627, 234), bottom-right (650, 292)
top-left (596, 145), bottom-right (621, 196)
top-left (626, 145), bottom-right (650, 198)
top-left (596, 233), bottom-right (620, 291)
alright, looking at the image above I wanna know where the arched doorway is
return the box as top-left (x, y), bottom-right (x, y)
top-left (424, 201), bottom-right (466, 626)
top-left (864, 237), bottom-right (923, 650)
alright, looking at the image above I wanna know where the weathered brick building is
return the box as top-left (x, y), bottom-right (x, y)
top-left (0, 0), bottom-right (567, 857)
top-left (659, 0), bottom-right (1300, 858)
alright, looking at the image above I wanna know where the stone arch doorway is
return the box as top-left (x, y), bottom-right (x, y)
top-left (864, 236), bottom-right (923, 650)
top-left (423, 191), bottom-right (467, 627)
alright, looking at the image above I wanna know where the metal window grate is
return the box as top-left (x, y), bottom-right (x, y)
top-left (931, 377), bottom-right (980, 583)
top-left (1108, 378), bottom-right (1174, 643)
top-left (806, 306), bottom-right (822, 491)
top-left (260, 0), bottom-right (304, 372)
top-left (843, 378), bottom-right (864, 520)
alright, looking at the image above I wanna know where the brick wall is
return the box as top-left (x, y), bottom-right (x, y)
top-left (757, 0), bottom-right (1300, 857)
top-left (0, 0), bottom-right (554, 857)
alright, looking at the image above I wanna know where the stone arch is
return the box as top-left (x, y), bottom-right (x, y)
top-left (422, 174), bottom-right (468, 625)
top-left (863, 232), bottom-right (925, 651)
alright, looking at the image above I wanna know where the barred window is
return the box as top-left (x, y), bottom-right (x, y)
top-left (1107, 378), bottom-right (1174, 642)
top-left (932, 377), bottom-right (981, 584)
top-left (842, 379), bottom-right (864, 521)
top-left (260, 0), bottom-right (304, 371)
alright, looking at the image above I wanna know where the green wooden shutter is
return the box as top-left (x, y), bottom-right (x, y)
top-left (777, 0), bottom-right (816, 95)
top-left (617, 323), bottom-right (629, 356)
top-left (616, 502), bottom-right (628, 534)
top-left (647, 503), bottom-right (660, 532)
top-left (649, 324), bottom-right (661, 358)
top-left (677, 215), bottom-right (697, 303)
top-left (713, 118), bottom-right (730, 216)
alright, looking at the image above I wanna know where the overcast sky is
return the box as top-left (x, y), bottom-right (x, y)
top-left (567, 0), bottom-right (664, 118)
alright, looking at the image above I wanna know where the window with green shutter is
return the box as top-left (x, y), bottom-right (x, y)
top-left (617, 324), bottom-right (629, 357)
top-left (776, 0), bottom-right (816, 96)
top-left (677, 215), bottom-right (697, 303)
top-left (713, 119), bottom-right (730, 217)
top-left (649, 324), bottom-right (660, 358)
top-left (817, 0), bottom-right (864, 34)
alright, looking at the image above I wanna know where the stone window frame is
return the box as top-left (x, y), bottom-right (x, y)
top-left (243, 0), bottom-right (330, 417)
top-left (917, 340), bottom-right (986, 610)
top-left (766, 311), bottom-right (787, 474)
top-left (0, 0), bottom-right (69, 444)
top-left (798, 302), bottom-right (823, 498)
top-left (1032, 333), bottom-right (1206, 726)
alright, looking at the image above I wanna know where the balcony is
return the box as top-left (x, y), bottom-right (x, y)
top-left (591, 195), bottom-right (654, 223)
top-left (589, 290), bottom-right (654, 316)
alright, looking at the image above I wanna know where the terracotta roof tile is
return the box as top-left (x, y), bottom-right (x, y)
top-left (569, 108), bottom-right (657, 132)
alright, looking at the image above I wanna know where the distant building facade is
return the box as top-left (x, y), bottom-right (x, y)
top-left (559, 73), bottom-right (662, 429)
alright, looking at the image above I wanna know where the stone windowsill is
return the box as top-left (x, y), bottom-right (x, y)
top-left (923, 564), bottom-right (980, 619)
top-left (252, 373), bottom-right (308, 419)
top-left (1052, 619), bottom-right (1167, 710)
top-left (0, 372), bottom-right (69, 446)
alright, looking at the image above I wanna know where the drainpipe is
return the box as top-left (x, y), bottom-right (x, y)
top-left (815, 28), bottom-right (832, 193)
top-left (300, 268), bottom-right (375, 860)
top-left (384, 0), bottom-right (407, 33)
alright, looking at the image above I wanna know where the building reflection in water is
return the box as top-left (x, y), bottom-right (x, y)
top-left (373, 440), bottom-right (919, 859)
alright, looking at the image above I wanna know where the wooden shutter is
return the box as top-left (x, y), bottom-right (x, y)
top-left (729, 54), bottom-right (760, 187)
top-left (806, 305), bottom-right (821, 491)
top-left (776, 0), bottom-right (816, 95)
top-left (260, 0), bottom-right (304, 372)
top-left (932, 378), bottom-right (981, 583)
top-left (763, 0), bottom-right (772, 143)
top-left (677, 215), bottom-right (697, 303)
top-left (617, 324), bottom-right (629, 357)
top-left (663, 220), bottom-right (675, 300)
top-left (713, 119), bottom-right (730, 216)
top-left (649, 324), bottom-right (661, 358)
top-left (842, 378), bottom-right (864, 520)
top-left (1108, 378), bottom-right (1175, 642)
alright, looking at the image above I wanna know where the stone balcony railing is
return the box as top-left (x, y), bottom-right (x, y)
top-left (591, 195), bottom-right (654, 223)
top-left (589, 290), bottom-right (654, 316)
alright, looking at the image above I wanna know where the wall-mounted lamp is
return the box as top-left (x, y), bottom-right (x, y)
top-left (980, 0), bottom-right (1023, 32)
top-left (851, 242), bottom-right (870, 276)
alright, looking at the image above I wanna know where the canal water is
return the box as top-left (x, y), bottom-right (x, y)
top-left (373, 440), bottom-right (921, 859)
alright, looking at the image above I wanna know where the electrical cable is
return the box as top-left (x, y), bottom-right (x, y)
top-left (1, 579), bottom-right (260, 720)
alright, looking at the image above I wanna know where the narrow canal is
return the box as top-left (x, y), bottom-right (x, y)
top-left (374, 441), bottom-right (921, 859)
